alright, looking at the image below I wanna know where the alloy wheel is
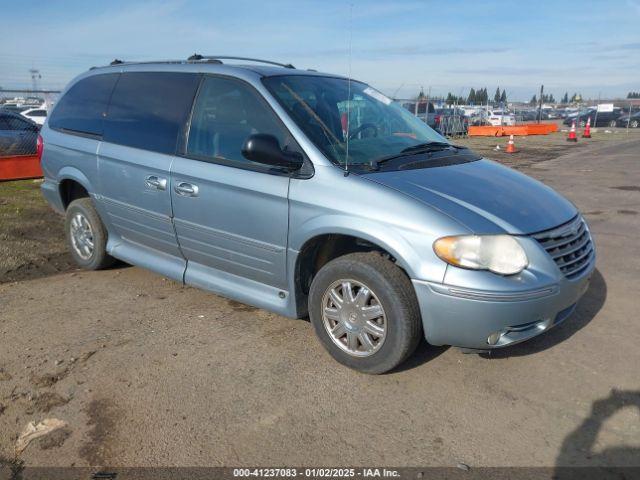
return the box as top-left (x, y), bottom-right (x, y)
top-left (321, 279), bottom-right (387, 357)
top-left (70, 212), bottom-right (95, 260)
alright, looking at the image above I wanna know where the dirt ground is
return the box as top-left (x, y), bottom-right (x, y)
top-left (0, 129), bottom-right (639, 471)
top-left (456, 122), bottom-right (640, 168)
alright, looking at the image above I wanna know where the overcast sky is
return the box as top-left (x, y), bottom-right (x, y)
top-left (1, 0), bottom-right (638, 101)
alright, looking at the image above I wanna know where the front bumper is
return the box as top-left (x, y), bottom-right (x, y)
top-left (412, 259), bottom-right (595, 349)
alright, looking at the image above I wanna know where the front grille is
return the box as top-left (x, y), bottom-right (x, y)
top-left (532, 216), bottom-right (594, 279)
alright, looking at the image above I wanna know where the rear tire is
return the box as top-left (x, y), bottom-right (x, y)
top-left (308, 252), bottom-right (422, 374)
top-left (65, 198), bottom-right (115, 270)
top-left (631, 120), bottom-right (639, 129)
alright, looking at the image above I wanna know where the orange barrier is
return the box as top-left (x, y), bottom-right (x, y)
top-left (468, 123), bottom-right (558, 137)
top-left (0, 155), bottom-right (43, 181)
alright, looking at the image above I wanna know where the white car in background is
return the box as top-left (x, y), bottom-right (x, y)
top-left (485, 109), bottom-right (516, 126)
top-left (20, 107), bottom-right (47, 126)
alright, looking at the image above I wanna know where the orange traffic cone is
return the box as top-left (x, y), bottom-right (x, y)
top-left (582, 117), bottom-right (592, 138)
top-left (505, 134), bottom-right (517, 153)
top-left (567, 120), bottom-right (578, 142)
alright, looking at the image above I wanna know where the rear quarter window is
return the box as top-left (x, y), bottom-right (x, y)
top-left (103, 72), bottom-right (201, 155)
top-left (49, 73), bottom-right (119, 136)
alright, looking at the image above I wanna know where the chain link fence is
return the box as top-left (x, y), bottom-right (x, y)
top-left (0, 89), bottom-right (59, 157)
top-left (437, 113), bottom-right (468, 138)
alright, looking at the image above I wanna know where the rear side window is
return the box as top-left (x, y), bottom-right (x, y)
top-left (49, 74), bottom-right (118, 136)
top-left (104, 72), bottom-right (201, 155)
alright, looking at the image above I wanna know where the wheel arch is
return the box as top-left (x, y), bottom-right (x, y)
top-left (289, 218), bottom-right (425, 318)
top-left (57, 166), bottom-right (94, 210)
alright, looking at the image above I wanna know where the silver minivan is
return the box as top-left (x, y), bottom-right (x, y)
top-left (40, 56), bottom-right (595, 373)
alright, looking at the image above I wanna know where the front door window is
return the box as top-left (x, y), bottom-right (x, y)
top-left (187, 76), bottom-right (290, 170)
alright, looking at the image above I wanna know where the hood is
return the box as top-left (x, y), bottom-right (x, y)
top-left (364, 159), bottom-right (577, 235)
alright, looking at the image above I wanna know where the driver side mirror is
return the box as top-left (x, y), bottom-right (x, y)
top-left (241, 134), bottom-right (303, 171)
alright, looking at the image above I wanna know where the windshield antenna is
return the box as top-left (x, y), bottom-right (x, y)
top-left (344, 2), bottom-right (353, 177)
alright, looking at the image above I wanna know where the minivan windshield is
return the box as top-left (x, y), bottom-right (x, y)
top-left (263, 75), bottom-right (447, 167)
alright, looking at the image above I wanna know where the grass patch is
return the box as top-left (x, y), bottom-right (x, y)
top-left (0, 180), bottom-right (75, 283)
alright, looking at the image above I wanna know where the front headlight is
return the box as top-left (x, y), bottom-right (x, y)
top-left (433, 235), bottom-right (528, 275)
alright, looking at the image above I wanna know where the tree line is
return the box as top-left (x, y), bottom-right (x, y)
top-left (530, 92), bottom-right (583, 105)
top-left (415, 88), bottom-right (592, 105)
top-left (419, 87), bottom-right (508, 105)
top-left (628, 92), bottom-right (640, 99)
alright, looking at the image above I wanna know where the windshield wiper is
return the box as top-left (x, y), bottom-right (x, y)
top-left (368, 142), bottom-right (465, 170)
top-left (401, 141), bottom-right (464, 153)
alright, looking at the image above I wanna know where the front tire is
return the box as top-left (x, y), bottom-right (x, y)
top-left (309, 252), bottom-right (422, 374)
top-left (609, 119), bottom-right (617, 128)
top-left (65, 198), bottom-right (115, 270)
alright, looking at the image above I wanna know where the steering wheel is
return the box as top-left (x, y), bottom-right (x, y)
top-left (348, 123), bottom-right (379, 140)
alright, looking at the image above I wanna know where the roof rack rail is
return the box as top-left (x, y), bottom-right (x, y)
top-left (105, 59), bottom-right (196, 67)
top-left (97, 55), bottom-right (295, 70)
top-left (187, 54), bottom-right (295, 69)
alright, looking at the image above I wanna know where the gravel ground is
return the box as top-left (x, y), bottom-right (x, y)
top-left (0, 131), bottom-right (639, 471)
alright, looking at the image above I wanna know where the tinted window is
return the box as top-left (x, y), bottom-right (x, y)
top-left (104, 72), bottom-right (201, 155)
top-left (30, 110), bottom-right (47, 117)
top-left (187, 76), bottom-right (288, 166)
top-left (0, 115), bottom-right (32, 131)
top-left (49, 73), bottom-right (118, 135)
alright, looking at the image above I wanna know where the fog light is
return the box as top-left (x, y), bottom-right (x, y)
top-left (487, 332), bottom-right (502, 346)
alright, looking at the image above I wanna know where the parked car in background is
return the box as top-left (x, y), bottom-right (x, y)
top-left (560, 108), bottom-right (580, 119)
top-left (485, 109), bottom-right (516, 126)
top-left (616, 111), bottom-right (640, 128)
top-left (0, 110), bottom-right (39, 156)
top-left (563, 109), bottom-right (594, 126)
top-left (0, 104), bottom-right (33, 114)
top-left (514, 110), bottom-right (538, 122)
top-left (41, 57), bottom-right (595, 374)
top-left (564, 109), bottom-right (622, 127)
top-left (21, 107), bottom-right (48, 126)
top-left (400, 101), bottom-right (438, 128)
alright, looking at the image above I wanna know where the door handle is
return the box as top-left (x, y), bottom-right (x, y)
top-left (174, 182), bottom-right (199, 197)
top-left (144, 175), bottom-right (167, 191)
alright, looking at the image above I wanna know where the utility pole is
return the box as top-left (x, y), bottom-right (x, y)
top-left (29, 69), bottom-right (41, 92)
top-left (414, 85), bottom-right (423, 117)
top-left (537, 84), bottom-right (544, 123)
